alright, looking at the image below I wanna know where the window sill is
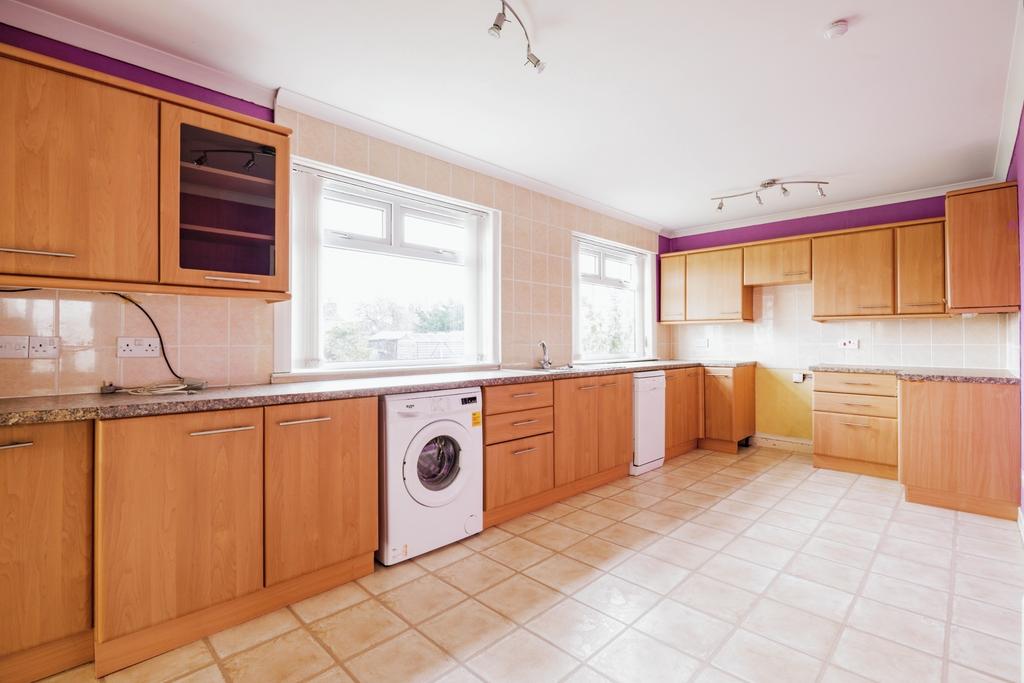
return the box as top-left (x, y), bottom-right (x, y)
top-left (271, 362), bottom-right (501, 384)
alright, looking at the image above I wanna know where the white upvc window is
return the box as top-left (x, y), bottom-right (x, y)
top-left (571, 235), bottom-right (654, 362)
top-left (279, 161), bottom-right (499, 375)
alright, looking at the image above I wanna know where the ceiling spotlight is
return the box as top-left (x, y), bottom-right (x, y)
top-left (526, 51), bottom-right (545, 74)
top-left (824, 19), bottom-right (849, 39)
top-left (755, 191), bottom-right (764, 206)
top-left (488, 11), bottom-right (506, 38)
top-left (710, 178), bottom-right (830, 211)
top-left (716, 199), bottom-right (724, 212)
top-left (780, 184), bottom-right (790, 197)
top-left (817, 183), bottom-right (827, 198)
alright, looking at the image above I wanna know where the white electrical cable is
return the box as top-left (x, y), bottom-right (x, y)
top-left (117, 382), bottom-right (192, 396)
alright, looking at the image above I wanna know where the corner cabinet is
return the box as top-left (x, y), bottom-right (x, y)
top-left (160, 104), bottom-right (290, 292)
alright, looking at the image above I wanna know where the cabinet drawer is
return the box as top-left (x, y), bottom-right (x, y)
top-left (484, 434), bottom-right (554, 509)
top-left (812, 391), bottom-right (897, 419)
top-left (813, 372), bottom-right (897, 397)
top-left (484, 381), bottom-right (553, 415)
top-left (485, 407), bottom-right (553, 445)
top-left (813, 412), bottom-right (897, 465)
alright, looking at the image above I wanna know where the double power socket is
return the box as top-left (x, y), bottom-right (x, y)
top-left (0, 336), bottom-right (161, 359)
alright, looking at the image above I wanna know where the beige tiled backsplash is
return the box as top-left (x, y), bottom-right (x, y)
top-left (0, 289), bottom-right (273, 398)
top-left (673, 283), bottom-right (1020, 374)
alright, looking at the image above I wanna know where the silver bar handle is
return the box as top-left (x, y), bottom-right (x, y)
top-left (0, 246), bottom-right (76, 258)
top-left (189, 425), bottom-right (256, 437)
top-left (842, 381), bottom-right (875, 386)
top-left (512, 447), bottom-right (537, 456)
top-left (512, 419), bottom-right (540, 427)
top-left (720, 310), bottom-right (740, 314)
top-left (858, 305), bottom-right (890, 309)
top-left (905, 302), bottom-right (943, 307)
top-left (707, 373), bottom-right (732, 378)
top-left (278, 416), bottom-right (332, 427)
top-left (511, 392), bottom-right (538, 398)
top-left (204, 275), bottom-right (261, 284)
top-left (839, 422), bottom-right (871, 428)
top-left (579, 385), bottom-right (599, 390)
top-left (841, 402), bottom-right (873, 407)
top-left (783, 270), bottom-right (808, 276)
top-left (0, 441), bottom-right (33, 451)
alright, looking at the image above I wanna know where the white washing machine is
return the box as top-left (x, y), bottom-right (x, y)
top-left (378, 386), bottom-right (484, 565)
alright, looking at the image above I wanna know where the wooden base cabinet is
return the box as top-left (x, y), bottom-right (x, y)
top-left (554, 374), bottom-right (633, 485)
top-left (812, 372), bottom-right (898, 479)
top-left (0, 422), bottom-right (93, 683)
top-left (900, 380), bottom-right (1021, 519)
top-left (700, 365), bottom-right (755, 453)
top-left (665, 367), bottom-right (703, 458)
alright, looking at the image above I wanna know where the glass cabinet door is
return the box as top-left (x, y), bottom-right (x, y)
top-left (160, 104), bottom-right (289, 291)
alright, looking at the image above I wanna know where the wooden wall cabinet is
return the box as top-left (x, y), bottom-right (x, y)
top-left (0, 422), bottom-right (93, 683)
top-left (812, 229), bottom-right (894, 318)
top-left (945, 183), bottom-right (1020, 312)
top-left (95, 408), bottom-right (264, 642)
top-left (743, 239), bottom-right (811, 285)
top-left (554, 374), bottom-right (632, 485)
top-left (900, 380), bottom-right (1021, 519)
top-left (896, 222), bottom-right (946, 314)
top-left (685, 249), bottom-right (753, 321)
top-left (701, 365), bottom-right (755, 453)
top-left (660, 254), bottom-right (685, 322)
top-left (264, 399), bottom-right (377, 586)
top-left (0, 56), bottom-right (158, 283)
top-left (665, 367), bottom-right (703, 458)
top-left (812, 372), bottom-right (898, 479)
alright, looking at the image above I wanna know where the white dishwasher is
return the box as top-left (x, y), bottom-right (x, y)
top-left (631, 370), bottom-right (666, 476)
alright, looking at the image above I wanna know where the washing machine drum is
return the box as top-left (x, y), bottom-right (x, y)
top-left (403, 419), bottom-right (473, 507)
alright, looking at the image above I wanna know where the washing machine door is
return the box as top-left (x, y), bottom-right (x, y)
top-left (403, 419), bottom-right (475, 507)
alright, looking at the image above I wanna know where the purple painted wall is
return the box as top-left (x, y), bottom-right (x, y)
top-left (0, 23), bottom-right (273, 121)
top-left (662, 195), bottom-right (946, 253)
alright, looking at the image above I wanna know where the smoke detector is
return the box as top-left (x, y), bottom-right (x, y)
top-left (824, 19), bottom-right (849, 39)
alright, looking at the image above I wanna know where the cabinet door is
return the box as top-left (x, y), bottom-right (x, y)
top-left (704, 369), bottom-right (734, 441)
top-left (946, 185), bottom-right (1020, 310)
top-left (96, 408), bottom-right (263, 641)
top-left (485, 434), bottom-right (555, 509)
top-left (664, 370), bottom-right (685, 456)
top-left (681, 367), bottom-right (705, 442)
top-left (743, 239), bottom-right (811, 285)
top-left (554, 378), bottom-right (600, 485)
top-left (812, 229), bottom-right (894, 317)
top-left (896, 222), bottom-right (945, 314)
top-left (264, 398), bottom-right (377, 585)
top-left (0, 422), bottom-right (92, 658)
top-left (660, 255), bottom-right (685, 321)
top-left (160, 103), bottom-right (289, 292)
top-left (686, 249), bottom-right (750, 320)
top-left (598, 374), bottom-right (633, 470)
top-left (0, 57), bottom-right (158, 282)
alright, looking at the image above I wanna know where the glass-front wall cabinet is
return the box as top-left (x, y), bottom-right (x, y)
top-left (160, 104), bottom-right (289, 292)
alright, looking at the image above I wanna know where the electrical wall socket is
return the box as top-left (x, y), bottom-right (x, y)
top-left (28, 336), bottom-right (59, 359)
top-left (117, 337), bottom-right (161, 358)
top-left (0, 335), bottom-right (29, 359)
top-left (838, 338), bottom-right (859, 349)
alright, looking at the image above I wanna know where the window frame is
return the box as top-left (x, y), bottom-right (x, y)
top-left (571, 234), bottom-right (655, 363)
top-left (274, 158), bottom-right (500, 379)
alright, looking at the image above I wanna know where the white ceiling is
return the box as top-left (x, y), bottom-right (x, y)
top-left (10, 0), bottom-right (1020, 233)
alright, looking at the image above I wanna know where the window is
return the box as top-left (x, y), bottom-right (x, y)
top-left (572, 236), bottom-right (654, 361)
top-left (285, 164), bottom-right (498, 372)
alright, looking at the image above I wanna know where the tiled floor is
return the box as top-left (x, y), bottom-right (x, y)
top-left (47, 447), bottom-right (1024, 683)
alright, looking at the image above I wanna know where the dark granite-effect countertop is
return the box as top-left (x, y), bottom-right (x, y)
top-left (0, 360), bottom-right (746, 425)
top-left (809, 364), bottom-right (1021, 385)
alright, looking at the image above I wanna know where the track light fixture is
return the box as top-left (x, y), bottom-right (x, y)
top-left (711, 178), bottom-right (830, 212)
top-left (488, 1), bottom-right (545, 74)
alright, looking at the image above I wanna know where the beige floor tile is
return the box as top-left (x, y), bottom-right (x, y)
top-left (590, 629), bottom-right (700, 683)
top-left (468, 629), bottom-right (578, 683)
top-left (631, 481), bottom-right (679, 498)
top-left (758, 509), bottom-right (821, 534)
top-left (379, 574), bottom-right (467, 623)
top-left (956, 554), bottom-right (1024, 588)
top-left (561, 508), bottom-right (618, 532)
top-left (766, 574), bottom-right (853, 622)
top-left (713, 629), bottom-right (822, 683)
top-left (522, 522), bottom-right (589, 551)
top-left (709, 499), bottom-right (767, 521)
top-left (801, 537), bottom-right (875, 569)
top-left (885, 521), bottom-right (953, 548)
top-left (787, 489), bottom-right (840, 508)
top-left (878, 536), bottom-right (953, 568)
top-left (527, 599), bottom-right (625, 658)
top-left (870, 553), bottom-right (951, 590)
top-left (669, 489), bottom-right (722, 508)
top-left (221, 629), bottom-right (333, 683)
top-left (815, 521), bottom-right (881, 550)
top-left (563, 491), bottom-right (604, 508)
top-left (610, 553), bottom-right (689, 594)
top-left (722, 536), bottom-right (794, 570)
top-left (461, 526), bottom-right (514, 551)
top-left (669, 574), bottom-right (757, 623)
top-left (498, 513), bottom-right (547, 535)
top-left (774, 499), bottom-right (831, 520)
top-left (574, 574), bottom-right (660, 623)
top-left (434, 667), bottom-right (485, 683)
top-left (581, 499), bottom-right (640, 522)
top-left (647, 499), bottom-right (702, 520)
top-left (949, 625), bottom-right (1021, 681)
top-left (831, 628), bottom-right (943, 682)
top-left (946, 663), bottom-right (1009, 683)
top-left (848, 597), bottom-right (946, 656)
top-left (699, 553), bottom-right (777, 593)
top-left (39, 663), bottom-right (98, 683)
top-left (563, 536), bottom-right (635, 570)
top-left (608, 489), bottom-right (661, 509)
top-left (477, 574), bottom-right (563, 623)
top-left (819, 666), bottom-right (874, 683)
top-left (955, 572), bottom-right (1024, 609)
top-left (953, 595), bottom-right (1021, 642)
top-left (291, 582), bottom-right (370, 623)
top-left (346, 630), bottom-right (457, 683)
top-left (208, 608), bottom-right (300, 658)
top-left (306, 668), bottom-right (355, 683)
top-left (860, 573), bottom-right (949, 621)
top-left (595, 522), bottom-right (659, 550)
top-left (434, 553), bottom-right (515, 595)
top-left (957, 521), bottom-right (1024, 545)
top-left (957, 535), bottom-right (1024, 564)
top-left (308, 600), bottom-right (407, 660)
top-left (175, 665), bottom-right (225, 682)
top-left (483, 536), bottom-right (553, 570)
top-left (786, 553), bottom-right (865, 593)
top-left (533, 502), bottom-right (575, 520)
top-left (621, 509), bottom-right (682, 534)
top-left (414, 542), bottom-right (474, 571)
top-left (105, 640), bottom-right (213, 683)
top-left (641, 536), bottom-right (715, 569)
top-left (690, 510), bottom-right (753, 533)
top-left (826, 509), bottom-right (888, 534)
top-left (634, 599), bottom-right (732, 659)
top-left (419, 599), bottom-right (516, 659)
top-left (563, 667), bottom-right (614, 683)
top-left (695, 667), bottom-right (747, 683)
top-left (524, 554), bottom-right (604, 594)
top-left (587, 484), bottom-right (625, 498)
top-left (356, 561), bottom-right (426, 595)
top-left (741, 521), bottom-right (808, 550)
top-left (689, 481), bottom-right (737, 498)
top-left (670, 522), bottom-right (735, 550)
top-left (742, 598), bottom-right (841, 659)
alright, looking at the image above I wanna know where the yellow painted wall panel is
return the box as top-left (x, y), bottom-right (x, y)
top-left (755, 367), bottom-right (812, 440)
